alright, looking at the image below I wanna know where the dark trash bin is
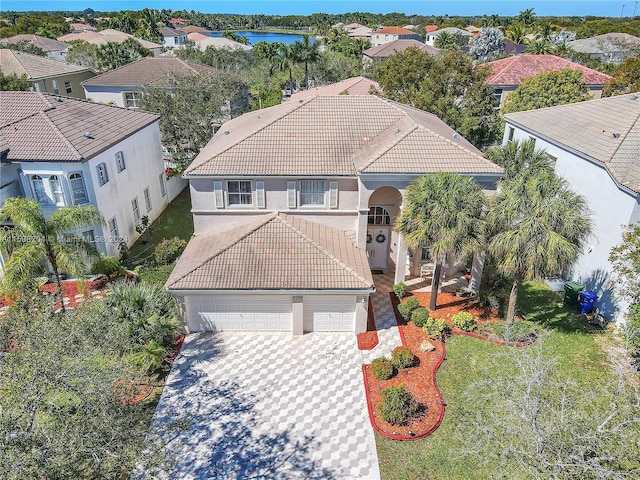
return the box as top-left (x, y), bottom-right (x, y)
top-left (563, 281), bottom-right (584, 306)
top-left (578, 290), bottom-right (598, 315)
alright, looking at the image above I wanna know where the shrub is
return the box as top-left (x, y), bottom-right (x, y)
top-left (423, 317), bottom-right (450, 339)
top-left (393, 282), bottom-right (407, 300)
top-left (90, 255), bottom-right (125, 278)
top-left (154, 237), bottom-right (187, 265)
top-left (452, 311), bottom-right (477, 332)
top-left (492, 320), bottom-right (538, 343)
top-left (398, 296), bottom-right (420, 321)
top-left (371, 357), bottom-right (395, 380)
top-left (391, 346), bottom-right (415, 368)
top-left (378, 384), bottom-right (421, 426)
top-left (411, 307), bottom-right (430, 328)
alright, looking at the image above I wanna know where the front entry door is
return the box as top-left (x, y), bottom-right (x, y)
top-left (367, 227), bottom-right (390, 269)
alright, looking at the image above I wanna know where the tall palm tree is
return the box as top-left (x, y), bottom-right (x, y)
top-left (291, 34), bottom-right (319, 90)
top-left (396, 173), bottom-right (488, 310)
top-left (525, 39), bottom-right (554, 54)
top-left (434, 31), bottom-right (463, 50)
top-left (269, 42), bottom-right (296, 94)
top-left (487, 166), bottom-right (592, 323)
top-left (505, 23), bottom-right (527, 45)
top-left (485, 139), bottom-right (553, 180)
top-left (0, 198), bottom-right (104, 311)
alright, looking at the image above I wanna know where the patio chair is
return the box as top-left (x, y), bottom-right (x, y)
top-left (420, 264), bottom-right (434, 282)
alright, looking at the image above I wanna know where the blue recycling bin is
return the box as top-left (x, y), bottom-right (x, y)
top-left (578, 291), bottom-right (598, 314)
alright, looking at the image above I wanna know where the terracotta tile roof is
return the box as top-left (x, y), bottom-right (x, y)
top-left (0, 91), bottom-right (158, 162)
top-left (186, 96), bottom-right (502, 177)
top-left (57, 29), bottom-right (162, 50)
top-left (289, 76), bottom-right (380, 100)
top-left (0, 49), bottom-right (91, 80)
top-left (374, 27), bottom-right (418, 35)
top-left (363, 40), bottom-right (439, 58)
top-left (486, 54), bottom-right (612, 86)
top-left (425, 25), bottom-right (438, 32)
top-left (81, 57), bottom-right (224, 87)
top-left (505, 93), bottom-right (640, 193)
top-left (0, 34), bottom-right (70, 52)
top-left (165, 213), bottom-right (375, 291)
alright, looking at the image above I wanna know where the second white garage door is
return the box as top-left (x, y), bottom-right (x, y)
top-left (303, 295), bottom-right (356, 332)
top-left (187, 294), bottom-right (292, 332)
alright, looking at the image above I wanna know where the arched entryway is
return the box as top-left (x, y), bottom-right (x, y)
top-left (366, 187), bottom-right (402, 271)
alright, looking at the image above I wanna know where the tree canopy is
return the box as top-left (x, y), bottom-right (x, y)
top-left (0, 71), bottom-right (29, 91)
top-left (604, 54), bottom-right (640, 96)
top-left (65, 38), bottom-right (152, 72)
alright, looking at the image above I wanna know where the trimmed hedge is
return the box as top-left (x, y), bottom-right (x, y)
top-left (378, 384), bottom-right (421, 426)
top-left (411, 307), bottom-right (430, 328)
top-left (423, 317), bottom-right (450, 339)
top-left (391, 346), bottom-right (415, 368)
top-left (452, 311), bottom-right (477, 332)
top-left (371, 357), bottom-right (395, 380)
top-left (154, 237), bottom-right (187, 265)
top-left (398, 296), bottom-right (420, 321)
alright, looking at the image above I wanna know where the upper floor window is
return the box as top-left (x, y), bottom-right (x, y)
top-left (368, 206), bottom-right (391, 225)
top-left (159, 173), bottom-right (166, 197)
top-left (108, 217), bottom-right (119, 240)
top-left (144, 187), bottom-right (152, 212)
top-left (507, 126), bottom-right (515, 142)
top-left (132, 197), bottom-right (140, 222)
top-left (494, 88), bottom-right (503, 103)
top-left (30, 175), bottom-right (48, 205)
top-left (115, 151), bottom-right (126, 172)
top-left (300, 180), bottom-right (325, 206)
top-left (64, 81), bottom-right (72, 94)
top-left (123, 91), bottom-right (143, 109)
top-left (69, 172), bottom-right (88, 204)
top-left (49, 175), bottom-right (65, 206)
top-left (96, 163), bottom-right (109, 186)
top-left (227, 180), bottom-right (252, 206)
top-left (52, 79), bottom-right (59, 95)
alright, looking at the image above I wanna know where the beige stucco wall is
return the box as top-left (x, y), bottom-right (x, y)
top-left (31, 70), bottom-right (95, 99)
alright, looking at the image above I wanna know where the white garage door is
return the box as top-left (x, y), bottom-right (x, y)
top-left (186, 294), bottom-right (292, 332)
top-left (303, 295), bottom-right (356, 332)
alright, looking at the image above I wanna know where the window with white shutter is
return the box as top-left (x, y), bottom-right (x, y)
top-left (329, 181), bottom-right (338, 209)
top-left (214, 181), bottom-right (224, 208)
top-left (256, 181), bottom-right (265, 208)
top-left (287, 181), bottom-right (296, 208)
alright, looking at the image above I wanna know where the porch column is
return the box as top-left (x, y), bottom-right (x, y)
top-left (292, 295), bottom-right (303, 335)
top-left (469, 251), bottom-right (485, 294)
top-left (394, 233), bottom-right (408, 285)
top-left (354, 295), bottom-right (368, 334)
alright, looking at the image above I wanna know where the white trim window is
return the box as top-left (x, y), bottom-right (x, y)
top-left (69, 172), bottom-right (88, 204)
top-left (159, 173), bottom-right (166, 197)
top-left (49, 175), bottom-right (65, 206)
top-left (300, 180), bottom-right (325, 206)
top-left (123, 91), bottom-right (143, 108)
top-left (64, 81), bottom-right (72, 94)
top-left (132, 197), bottom-right (140, 222)
top-left (227, 180), bottom-right (252, 206)
top-left (108, 217), bottom-right (119, 241)
top-left (368, 206), bottom-right (391, 225)
top-left (52, 79), bottom-right (59, 94)
top-left (96, 163), bottom-right (109, 186)
top-left (144, 187), bottom-right (152, 212)
top-left (30, 175), bottom-right (48, 204)
top-left (115, 151), bottom-right (126, 172)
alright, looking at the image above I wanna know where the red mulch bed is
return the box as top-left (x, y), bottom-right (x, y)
top-left (411, 291), bottom-right (501, 324)
top-left (357, 298), bottom-right (379, 350)
top-left (113, 375), bottom-right (153, 405)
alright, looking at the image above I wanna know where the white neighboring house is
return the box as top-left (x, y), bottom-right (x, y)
top-left (0, 91), bottom-right (170, 259)
top-left (425, 27), bottom-right (472, 46)
top-left (166, 95), bottom-right (502, 335)
top-left (503, 93), bottom-right (640, 323)
top-left (160, 26), bottom-right (187, 47)
top-left (370, 27), bottom-right (421, 47)
top-left (0, 34), bottom-right (71, 62)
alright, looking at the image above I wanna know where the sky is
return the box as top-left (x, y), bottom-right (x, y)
top-left (0, 0), bottom-right (636, 18)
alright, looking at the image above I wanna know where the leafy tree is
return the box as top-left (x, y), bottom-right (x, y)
top-left (0, 198), bottom-right (103, 311)
top-left (372, 48), bottom-right (500, 149)
top-left (502, 69), bottom-right (591, 114)
top-left (64, 39), bottom-right (100, 69)
top-left (469, 27), bottom-right (505, 62)
top-left (609, 224), bottom-right (640, 306)
top-left (141, 71), bottom-right (248, 172)
top-left (290, 33), bottom-right (320, 89)
top-left (1, 39), bottom-right (46, 56)
top-left (396, 173), bottom-right (487, 310)
top-left (310, 50), bottom-right (363, 84)
top-left (65, 38), bottom-right (151, 72)
top-left (604, 54), bottom-right (640, 96)
top-left (549, 30), bottom-right (576, 46)
top-left (0, 71), bottom-right (29, 91)
top-left (487, 163), bottom-right (592, 323)
top-left (222, 30), bottom-right (249, 45)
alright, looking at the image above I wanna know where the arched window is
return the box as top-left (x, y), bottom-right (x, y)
top-left (30, 175), bottom-right (48, 205)
top-left (49, 175), bottom-right (65, 206)
top-left (69, 173), bottom-right (88, 204)
top-left (367, 206), bottom-right (391, 225)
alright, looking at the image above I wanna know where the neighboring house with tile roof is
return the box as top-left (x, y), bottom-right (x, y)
top-left (425, 27), bottom-right (472, 46)
top-left (161, 26), bottom-right (187, 47)
top-left (0, 34), bottom-right (71, 62)
top-left (288, 76), bottom-right (379, 100)
top-left (503, 93), bottom-right (640, 323)
top-left (485, 54), bottom-right (612, 108)
top-left (57, 29), bottom-right (163, 57)
top-left (568, 33), bottom-right (640, 64)
top-left (370, 27), bottom-right (421, 47)
top-left (182, 32), bottom-right (252, 52)
top-left (180, 25), bottom-right (211, 34)
top-left (362, 39), bottom-right (438, 66)
top-left (0, 91), bottom-right (171, 258)
top-left (348, 26), bottom-right (373, 40)
top-left (69, 22), bottom-right (97, 32)
top-left (167, 95), bottom-right (502, 335)
top-left (0, 49), bottom-right (95, 99)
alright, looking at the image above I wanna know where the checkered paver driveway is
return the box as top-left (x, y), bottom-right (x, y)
top-left (151, 331), bottom-right (383, 479)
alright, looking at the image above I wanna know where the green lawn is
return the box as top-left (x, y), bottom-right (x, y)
top-left (376, 281), bottom-right (619, 480)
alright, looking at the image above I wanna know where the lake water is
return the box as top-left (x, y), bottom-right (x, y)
top-left (205, 31), bottom-right (308, 45)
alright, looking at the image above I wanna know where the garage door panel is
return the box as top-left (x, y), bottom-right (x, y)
top-left (303, 295), bottom-right (356, 332)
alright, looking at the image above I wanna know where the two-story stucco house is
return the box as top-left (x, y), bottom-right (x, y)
top-left (0, 91), bottom-right (170, 258)
top-left (370, 27), bottom-right (421, 47)
top-left (160, 26), bottom-right (187, 47)
top-left (503, 93), bottom-right (640, 323)
top-left (166, 95), bottom-right (502, 335)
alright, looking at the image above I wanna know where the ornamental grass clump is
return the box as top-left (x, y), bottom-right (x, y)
top-left (411, 307), bottom-right (430, 328)
top-left (391, 346), bottom-right (415, 368)
top-left (371, 357), bottom-right (395, 380)
top-left (398, 297), bottom-right (420, 321)
top-left (452, 311), bottom-right (478, 332)
top-left (423, 317), bottom-right (450, 339)
top-left (378, 384), bottom-right (422, 426)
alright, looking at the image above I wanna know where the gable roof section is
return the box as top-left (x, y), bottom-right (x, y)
top-left (568, 33), bottom-right (640, 54)
top-left (0, 91), bottom-right (158, 162)
top-left (364, 39), bottom-right (438, 57)
top-left (165, 213), bottom-right (375, 291)
top-left (81, 57), bottom-right (222, 87)
top-left (161, 26), bottom-right (185, 37)
top-left (0, 49), bottom-right (91, 80)
top-left (186, 95), bottom-right (502, 177)
top-left (185, 33), bottom-right (252, 51)
top-left (505, 93), bottom-right (640, 193)
top-left (486, 54), bottom-right (612, 86)
top-left (374, 27), bottom-right (418, 35)
top-left (0, 34), bottom-right (70, 52)
top-left (289, 76), bottom-right (380, 100)
top-left (57, 29), bottom-right (162, 50)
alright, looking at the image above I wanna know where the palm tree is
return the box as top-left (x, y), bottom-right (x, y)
top-left (525, 40), bottom-right (554, 54)
top-left (485, 139), bottom-right (553, 180)
top-left (434, 31), bottom-right (463, 50)
top-left (0, 198), bottom-right (103, 311)
top-left (291, 34), bottom-right (319, 90)
top-left (269, 42), bottom-right (296, 94)
top-left (396, 173), bottom-right (488, 310)
top-left (487, 164), bottom-right (592, 323)
top-left (505, 23), bottom-right (527, 45)
top-left (516, 8), bottom-right (536, 26)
